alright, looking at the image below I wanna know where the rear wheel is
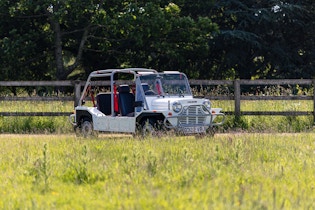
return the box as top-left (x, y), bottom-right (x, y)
top-left (141, 118), bottom-right (157, 138)
top-left (139, 118), bottom-right (168, 138)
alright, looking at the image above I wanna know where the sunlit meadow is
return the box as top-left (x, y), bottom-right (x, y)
top-left (1, 96), bottom-right (315, 209)
top-left (0, 99), bottom-right (314, 133)
top-left (0, 133), bottom-right (315, 209)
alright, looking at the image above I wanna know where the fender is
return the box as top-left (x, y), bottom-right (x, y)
top-left (76, 110), bottom-right (92, 125)
top-left (136, 112), bottom-right (165, 124)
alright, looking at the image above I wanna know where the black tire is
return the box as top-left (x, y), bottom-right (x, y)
top-left (80, 118), bottom-right (97, 138)
top-left (141, 118), bottom-right (158, 138)
top-left (194, 133), bottom-right (206, 139)
top-left (194, 127), bottom-right (216, 139)
top-left (206, 127), bottom-right (216, 137)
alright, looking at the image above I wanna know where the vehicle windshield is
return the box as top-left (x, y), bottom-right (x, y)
top-left (139, 73), bottom-right (192, 96)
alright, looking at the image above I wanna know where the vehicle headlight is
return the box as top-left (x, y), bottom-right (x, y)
top-left (203, 99), bottom-right (211, 111)
top-left (172, 101), bottom-right (182, 113)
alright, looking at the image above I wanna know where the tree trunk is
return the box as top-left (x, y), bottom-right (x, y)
top-left (53, 20), bottom-right (65, 80)
top-left (64, 25), bottom-right (91, 78)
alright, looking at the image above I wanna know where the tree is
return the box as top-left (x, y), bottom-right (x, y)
top-left (96, 1), bottom-right (219, 79)
top-left (1, 0), bottom-right (314, 81)
top-left (0, 0), bottom-right (105, 80)
top-left (0, 0), bottom-right (219, 80)
top-left (209, 0), bottom-right (315, 79)
top-left (45, 0), bottom-right (107, 80)
top-left (0, 0), bottom-right (53, 81)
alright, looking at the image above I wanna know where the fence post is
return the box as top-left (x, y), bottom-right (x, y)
top-left (234, 80), bottom-right (241, 118)
top-left (74, 80), bottom-right (81, 107)
top-left (313, 80), bottom-right (315, 125)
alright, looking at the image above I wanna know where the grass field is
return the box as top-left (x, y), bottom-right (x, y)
top-left (1, 133), bottom-right (315, 209)
top-left (0, 101), bottom-right (72, 133)
top-left (0, 100), bottom-right (314, 133)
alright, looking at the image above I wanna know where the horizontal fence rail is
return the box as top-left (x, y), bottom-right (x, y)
top-left (1, 79), bottom-right (315, 120)
top-left (0, 112), bottom-right (73, 117)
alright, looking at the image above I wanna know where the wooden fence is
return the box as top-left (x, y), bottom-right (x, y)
top-left (1, 79), bottom-right (315, 120)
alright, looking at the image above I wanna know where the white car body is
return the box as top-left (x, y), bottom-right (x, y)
top-left (69, 68), bottom-right (225, 137)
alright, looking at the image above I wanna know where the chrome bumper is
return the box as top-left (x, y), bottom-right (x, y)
top-left (69, 113), bottom-right (77, 126)
top-left (164, 112), bottom-right (225, 133)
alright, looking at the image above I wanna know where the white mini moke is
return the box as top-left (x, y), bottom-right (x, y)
top-left (69, 68), bottom-right (225, 137)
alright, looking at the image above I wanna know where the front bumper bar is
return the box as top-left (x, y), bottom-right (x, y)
top-left (163, 112), bottom-right (225, 133)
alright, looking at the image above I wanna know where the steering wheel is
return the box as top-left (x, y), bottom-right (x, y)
top-left (145, 90), bottom-right (156, 95)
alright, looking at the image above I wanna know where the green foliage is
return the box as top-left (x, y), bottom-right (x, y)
top-left (0, 99), bottom-right (314, 133)
top-left (0, 101), bottom-right (72, 133)
top-left (0, 116), bottom-right (70, 133)
top-left (220, 115), bottom-right (313, 133)
top-left (61, 144), bottom-right (99, 184)
top-left (0, 1), bottom-right (219, 80)
top-left (1, 0), bottom-right (314, 80)
top-left (210, 0), bottom-right (315, 79)
top-left (1, 134), bottom-right (315, 209)
top-left (28, 143), bottom-right (50, 193)
top-left (213, 99), bottom-right (314, 133)
top-left (146, 150), bottom-right (158, 177)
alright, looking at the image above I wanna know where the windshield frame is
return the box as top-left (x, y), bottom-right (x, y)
top-left (138, 72), bottom-right (192, 97)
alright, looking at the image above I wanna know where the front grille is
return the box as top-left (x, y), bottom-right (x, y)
top-left (178, 105), bottom-right (207, 126)
top-left (187, 105), bottom-right (203, 115)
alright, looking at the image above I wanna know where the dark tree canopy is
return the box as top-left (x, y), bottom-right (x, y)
top-left (209, 0), bottom-right (315, 79)
top-left (0, 0), bottom-right (314, 81)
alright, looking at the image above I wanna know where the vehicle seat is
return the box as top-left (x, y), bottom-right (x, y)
top-left (118, 85), bottom-right (135, 116)
top-left (96, 93), bottom-right (112, 115)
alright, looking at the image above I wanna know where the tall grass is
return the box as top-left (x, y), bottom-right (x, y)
top-left (0, 100), bottom-right (314, 133)
top-left (0, 134), bottom-right (315, 209)
top-left (212, 100), bottom-right (314, 133)
top-left (0, 101), bottom-right (73, 133)
top-left (0, 116), bottom-right (72, 133)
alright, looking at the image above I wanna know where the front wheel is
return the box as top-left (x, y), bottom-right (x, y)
top-left (82, 120), bottom-right (93, 137)
top-left (79, 119), bottom-right (98, 138)
top-left (194, 127), bottom-right (216, 139)
top-left (206, 127), bottom-right (216, 137)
